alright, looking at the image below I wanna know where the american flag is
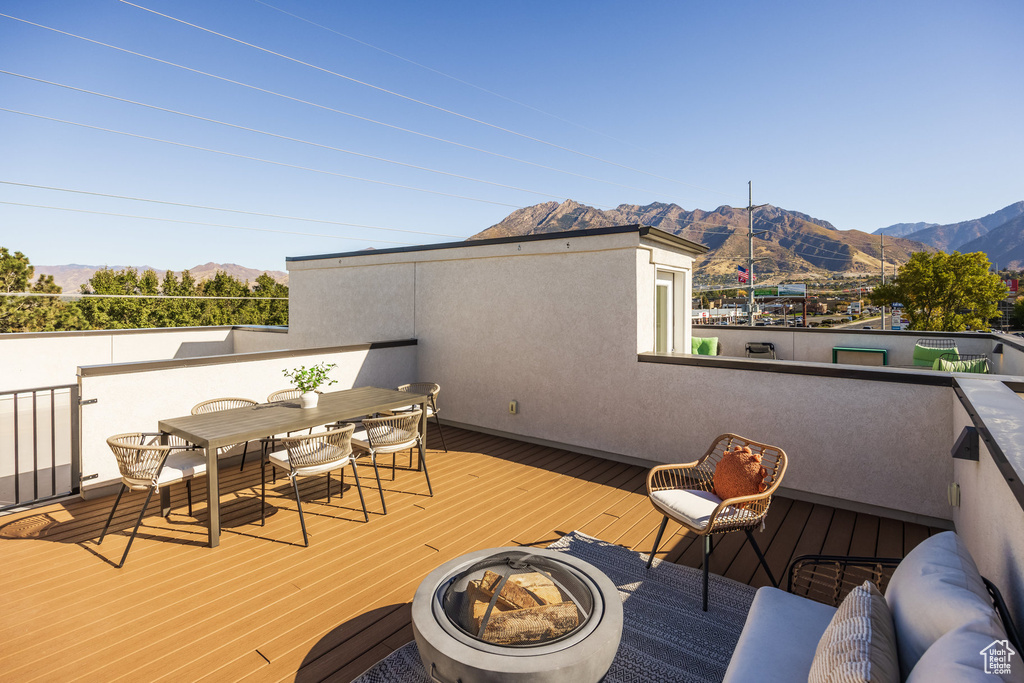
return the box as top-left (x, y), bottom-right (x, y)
top-left (737, 266), bottom-right (756, 283)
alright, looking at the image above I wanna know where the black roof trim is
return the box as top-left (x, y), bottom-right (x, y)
top-left (287, 225), bottom-right (708, 263)
top-left (638, 352), bottom-right (956, 387)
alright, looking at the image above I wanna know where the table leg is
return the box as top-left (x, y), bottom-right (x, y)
top-left (159, 433), bottom-right (171, 517)
top-left (206, 445), bottom-right (220, 548)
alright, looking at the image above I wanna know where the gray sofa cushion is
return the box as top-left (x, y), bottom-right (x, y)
top-left (885, 531), bottom-right (997, 678)
top-left (907, 618), bottom-right (1022, 682)
top-left (722, 586), bottom-right (836, 683)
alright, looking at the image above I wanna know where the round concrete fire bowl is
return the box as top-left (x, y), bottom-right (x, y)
top-left (411, 547), bottom-right (623, 683)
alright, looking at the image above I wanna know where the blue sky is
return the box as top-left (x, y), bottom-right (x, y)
top-left (1, 0), bottom-right (1022, 272)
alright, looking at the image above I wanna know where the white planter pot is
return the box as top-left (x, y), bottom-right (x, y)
top-left (300, 391), bottom-right (319, 409)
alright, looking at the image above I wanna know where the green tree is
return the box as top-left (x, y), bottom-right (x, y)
top-left (248, 273), bottom-right (289, 326)
top-left (76, 267), bottom-right (161, 329)
top-left (1009, 297), bottom-right (1024, 329)
top-left (0, 247), bottom-right (66, 332)
top-left (156, 269), bottom-right (203, 327)
top-left (869, 251), bottom-right (1006, 331)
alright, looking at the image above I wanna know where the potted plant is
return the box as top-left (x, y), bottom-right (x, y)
top-left (282, 362), bottom-right (337, 409)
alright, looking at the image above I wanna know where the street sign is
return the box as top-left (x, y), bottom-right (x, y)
top-left (778, 284), bottom-right (807, 297)
top-left (753, 287), bottom-right (777, 297)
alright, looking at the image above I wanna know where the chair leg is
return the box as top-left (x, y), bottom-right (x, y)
top-left (326, 471), bottom-right (331, 504)
top-left (239, 440), bottom-right (250, 472)
top-left (419, 439), bottom-right (433, 496)
top-left (745, 529), bottom-right (779, 587)
top-left (117, 487), bottom-right (155, 569)
top-left (99, 483), bottom-right (127, 544)
top-left (261, 460), bottom-right (267, 527)
top-left (371, 456), bottom-right (387, 514)
top-left (702, 535), bottom-right (712, 612)
top-left (646, 515), bottom-right (669, 569)
top-left (292, 477), bottom-right (309, 547)
top-left (339, 465), bottom-right (344, 499)
top-left (390, 452), bottom-right (396, 481)
top-left (350, 460), bottom-right (369, 522)
top-left (433, 414), bottom-right (448, 453)
top-left (186, 480), bottom-right (193, 517)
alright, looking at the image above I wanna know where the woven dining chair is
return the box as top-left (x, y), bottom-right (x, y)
top-left (191, 397), bottom-right (259, 471)
top-left (267, 388), bottom-right (302, 403)
top-left (261, 424), bottom-right (368, 547)
top-left (351, 409), bottom-right (430, 515)
top-left (99, 432), bottom-right (208, 568)
top-left (645, 433), bottom-right (788, 611)
top-left (395, 382), bottom-right (447, 452)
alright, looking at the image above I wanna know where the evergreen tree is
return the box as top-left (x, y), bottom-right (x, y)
top-left (0, 247), bottom-right (66, 332)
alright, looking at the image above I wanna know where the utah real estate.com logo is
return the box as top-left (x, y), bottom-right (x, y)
top-left (980, 639), bottom-right (1016, 676)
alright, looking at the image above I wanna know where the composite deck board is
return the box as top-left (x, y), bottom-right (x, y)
top-left (0, 427), bottom-right (945, 683)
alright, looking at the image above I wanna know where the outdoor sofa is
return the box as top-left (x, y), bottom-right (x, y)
top-left (723, 531), bottom-right (1021, 682)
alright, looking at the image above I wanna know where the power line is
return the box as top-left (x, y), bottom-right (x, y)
top-left (121, 0), bottom-right (737, 197)
top-left (0, 292), bottom-right (287, 300)
top-left (0, 181), bottom-right (464, 239)
top-left (0, 108), bottom-right (525, 209)
top-left (250, 0), bottom-right (734, 190)
top-left (0, 12), bottom-right (687, 201)
top-left (0, 200), bottom-right (419, 245)
top-left (0, 70), bottom-right (593, 207)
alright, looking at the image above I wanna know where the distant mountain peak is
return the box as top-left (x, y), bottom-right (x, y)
top-left (472, 200), bottom-right (927, 278)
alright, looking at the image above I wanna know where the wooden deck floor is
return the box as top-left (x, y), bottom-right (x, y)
top-left (0, 427), bottom-right (942, 683)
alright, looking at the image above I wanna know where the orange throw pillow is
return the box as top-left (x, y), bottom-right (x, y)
top-left (713, 444), bottom-right (768, 501)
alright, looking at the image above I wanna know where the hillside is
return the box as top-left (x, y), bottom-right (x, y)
top-left (957, 214), bottom-right (1024, 269)
top-left (874, 222), bottom-right (939, 238)
top-left (874, 201), bottom-right (1024, 252)
top-left (35, 262), bottom-right (289, 293)
top-left (473, 200), bottom-right (929, 279)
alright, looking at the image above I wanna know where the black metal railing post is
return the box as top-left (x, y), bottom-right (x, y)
top-left (1, 383), bottom-right (78, 511)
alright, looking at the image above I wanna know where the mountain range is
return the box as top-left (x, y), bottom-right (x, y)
top-left (873, 201), bottom-right (1024, 265)
top-left (35, 262), bottom-right (289, 293)
top-left (473, 200), bottom-right (929, 279)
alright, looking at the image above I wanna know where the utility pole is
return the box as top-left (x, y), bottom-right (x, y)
top-left (880, 232), bottom-right (885, 330)
top-left (746, 181), bottom-right (769, 327)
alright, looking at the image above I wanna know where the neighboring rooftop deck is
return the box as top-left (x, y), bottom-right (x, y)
top-left (0, 427), bottom-right (943, 683)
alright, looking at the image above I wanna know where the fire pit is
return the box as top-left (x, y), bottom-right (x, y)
top-left (412, 547), bottom-right (623, 683)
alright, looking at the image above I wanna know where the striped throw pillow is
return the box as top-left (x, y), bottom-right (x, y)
top-left (808, 581), bottom-right (900, 683)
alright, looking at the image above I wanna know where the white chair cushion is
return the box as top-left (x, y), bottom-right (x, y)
top-left (351, 428), bottom-right (417, 455)
top-left (649, 488), bottom-right (757, 530)
top-left (906, 618), bottom-right (1020, 682)
top-left (268, 444), bottom-right (351, 477)
top-left (392, 404), bottom-right (434, 416)
top-left (885, 531), bottom-right (997, 678)
top-left (723, 586), bottom-right (836, 683)
top-left (808, 581), bottom-right (900, 683)
top-left (156, 450), bottom-right (207, 486)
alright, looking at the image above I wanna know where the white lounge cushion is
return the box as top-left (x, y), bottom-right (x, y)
top-left (351, 427), bottom-right (417, 455)
top-left (723, 586), bottom-right (836, 683)
top-left (885, 531), bottom-right (997, 678)
top-left (808, 581), bottom-right (900, 683)
top-left (906, 618), bottom-right (1021, 682)
top-left (649, 488), bottom-right (757, 530)
top-left (391, 404), bottom-right (435, 416)
top-left (268, 444), bottom-right (352, 477)
top-left (124, 450), bottom-right (207, 489)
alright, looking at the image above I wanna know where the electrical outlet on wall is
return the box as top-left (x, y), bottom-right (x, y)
top-left (509, 400), bottom-right (518, 414)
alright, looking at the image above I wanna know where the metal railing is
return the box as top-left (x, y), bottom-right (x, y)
top-left (0, 384), bottom-right (80, 512)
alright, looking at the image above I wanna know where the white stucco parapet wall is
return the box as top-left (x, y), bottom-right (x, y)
top-left (285, 226), bottom-right (708, 353)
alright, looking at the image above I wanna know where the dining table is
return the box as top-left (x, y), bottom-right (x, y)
top-left (158, 385), bottom-right (429, 547)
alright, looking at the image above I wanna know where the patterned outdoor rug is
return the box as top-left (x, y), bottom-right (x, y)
top-left (352, 531), bottom-right (757, 683)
